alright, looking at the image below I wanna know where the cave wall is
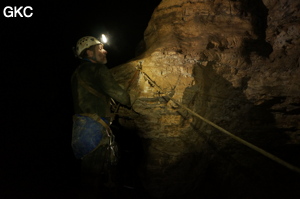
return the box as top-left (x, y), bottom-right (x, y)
top-left (111, 0), bottom-right (300, 198)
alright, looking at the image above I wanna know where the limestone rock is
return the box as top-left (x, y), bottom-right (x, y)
top-left (111, 0), bottom-right (300, 198)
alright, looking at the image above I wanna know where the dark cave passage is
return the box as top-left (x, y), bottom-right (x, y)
top-left (3, 0), bottom-right (300, 199)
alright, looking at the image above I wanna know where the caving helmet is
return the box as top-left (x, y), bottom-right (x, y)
top-left (75, 36), bottom-right (102, 59)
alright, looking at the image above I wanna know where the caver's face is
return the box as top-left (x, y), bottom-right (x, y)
top-left (87, 44), bottom-right (107, 64)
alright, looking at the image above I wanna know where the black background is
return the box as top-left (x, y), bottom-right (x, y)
top-left (1, 1), bottom-right (160, 198)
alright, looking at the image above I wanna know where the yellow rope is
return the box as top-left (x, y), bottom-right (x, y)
top-left (137, 67), bottom-right (300, 174)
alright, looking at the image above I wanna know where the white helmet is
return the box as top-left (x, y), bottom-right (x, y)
top-left (76, 36), bottom-right (101, 58)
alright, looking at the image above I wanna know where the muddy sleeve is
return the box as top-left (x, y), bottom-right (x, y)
top-left (97, 66), bottom-right (131, 106)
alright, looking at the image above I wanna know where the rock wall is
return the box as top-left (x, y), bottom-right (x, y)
top-left (111, 0), bottom-right (300, 198)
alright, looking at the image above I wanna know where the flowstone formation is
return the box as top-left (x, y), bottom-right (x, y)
top-left (111, 0), bottom-right (300, 198)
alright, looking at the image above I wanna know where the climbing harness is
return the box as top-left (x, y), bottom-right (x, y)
top-left (79, 113), bottom-right (118, 165)
top-left (133, 61), bottom-right (300, 174)
top-left (73, 70), bottom-right (118, 164)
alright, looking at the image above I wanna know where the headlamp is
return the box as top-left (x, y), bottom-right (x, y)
top-left (101, 34), bottom-right (108, 44)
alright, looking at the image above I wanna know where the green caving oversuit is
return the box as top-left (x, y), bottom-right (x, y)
top-left (72, 60), bottom-right (130, 117)
top-left (71, 59), bottom-right (131, 187)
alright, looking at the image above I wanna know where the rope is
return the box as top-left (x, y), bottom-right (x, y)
top-left (136, 65), bottom-right (300, 174)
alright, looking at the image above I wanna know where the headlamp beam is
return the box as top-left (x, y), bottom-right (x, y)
top-left (101, 34), bottom-right (108, 44)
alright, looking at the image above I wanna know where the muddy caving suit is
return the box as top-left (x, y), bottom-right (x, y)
top-left (71, 59), bottom-right (131, 187)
